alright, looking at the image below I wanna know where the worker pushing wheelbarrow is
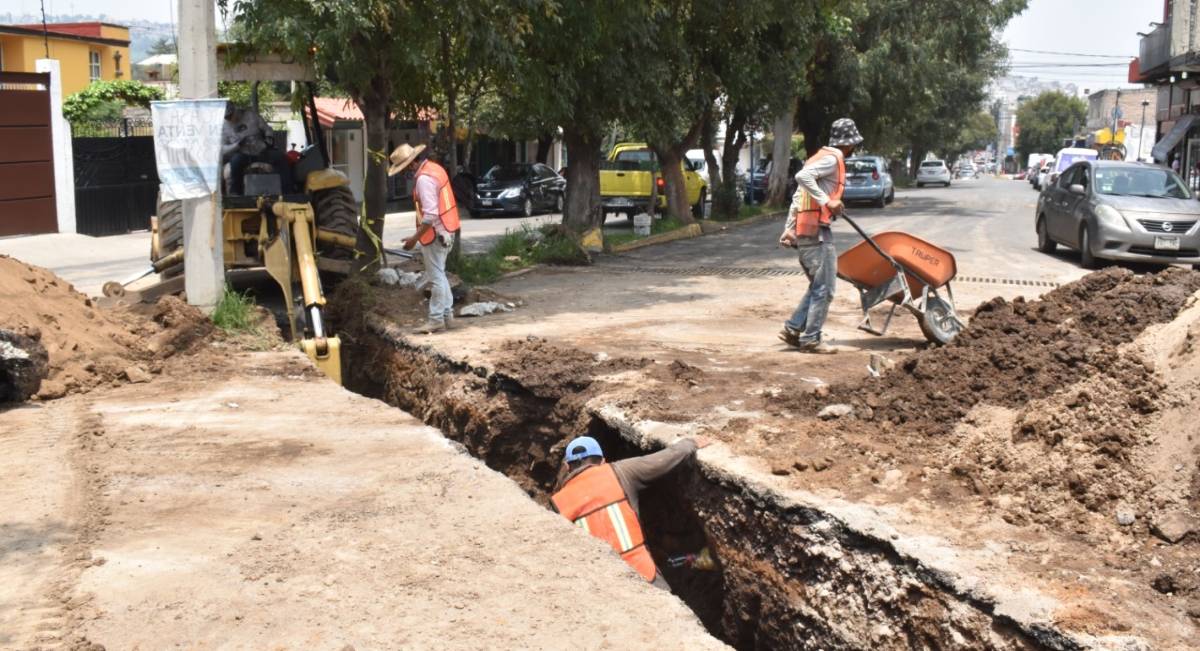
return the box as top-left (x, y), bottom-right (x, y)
top-left (837, 213), bottom-right (964, 344)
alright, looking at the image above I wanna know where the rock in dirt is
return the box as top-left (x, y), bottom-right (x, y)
top-left (818, 403), bottom-right (854, 420)
top-left (123, 365), bottom-right (153, 384)
top-left (459, 301), bottom-right (515, 317)
top-left (0, 329), bottom-right (48, 402)
top-left (1151, 511), bottom-right (1196, 544)
top-left (1116, 507), bottom-right (1136, 527)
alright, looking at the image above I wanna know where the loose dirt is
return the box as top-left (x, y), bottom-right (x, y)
top-left (0, 255), bottom-right (212, 400)
top-left (338, 263), bottom-right (1200, 645)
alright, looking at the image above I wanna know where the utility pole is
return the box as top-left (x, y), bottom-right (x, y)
top-left (1138, 99), bottom-right (1150, 162)
top-left (177, 0), bottom-right (224, 312)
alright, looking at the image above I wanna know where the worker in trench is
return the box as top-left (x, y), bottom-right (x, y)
top-left (778, 117), bottom-right (865, 354)
top-left (389, 143), bottom-right (462, 334)
top-left (551, 435), bottom-right (709, 589)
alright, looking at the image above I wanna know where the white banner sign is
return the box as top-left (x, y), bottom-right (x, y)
top-left (151, 99), bottom-right (227, 201)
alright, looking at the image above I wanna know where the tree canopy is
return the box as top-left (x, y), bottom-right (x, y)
top-left (63, 80), bottom-right (165, 123)
top-left (1015, 91), bottom-right (1087, 161)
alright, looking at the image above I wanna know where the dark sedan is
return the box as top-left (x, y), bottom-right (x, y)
top-left (473, 163), bottom-right (565, 217)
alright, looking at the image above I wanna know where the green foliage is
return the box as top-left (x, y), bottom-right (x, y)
top-left (449, 224), bottom-right (589, 285)
top-left (211, 286), bottom-right (259, 333)
top-left (1015, 91), bottom-right (1087, 162)
top-left (218, 80), bottom-right (279, 121)
top-left (603, 215), bottom-right (687, 248)
top-left (955, 111), bottom-right (998, 154)
top-left (63, 80), bottom-right (165, 123)
top-left (147, 36), bottom-right (176, 56)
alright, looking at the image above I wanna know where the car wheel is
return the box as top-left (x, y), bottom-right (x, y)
top-left (692, 187), bottom-right (707, 218)
top-left (555, 193), bottom-right (564, 213)
top-left (917, 182), bottom-right (924, 188)
top-left (886, 188), bottom-right (895, 204)
top-left (522, 196), bottom-right (533, 218)
top-left (1036, 215), bottom-right (1057, 253)
top-left (1079, 225), bottom-right (1098, 269)
top-left (945, 181), bottom-right (951, 187)
top-left (874, 192), bottom-right (886, 208)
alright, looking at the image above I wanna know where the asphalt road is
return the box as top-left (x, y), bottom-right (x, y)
top-left (604, 175), bottom-right (1092, 287)
top-left (0, 176), bottom-right (1106, 296)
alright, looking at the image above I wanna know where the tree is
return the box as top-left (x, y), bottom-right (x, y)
top-left (1015, 91), bottom-right (1086, 162)
top-left (63, 79), bottom-right (165, 123)
top-left (147, 36), bottom-right (176, 56)
top-left (498, 1), bottom-right (662, 232)
top-left (228, 0), bottom-right (434, 271)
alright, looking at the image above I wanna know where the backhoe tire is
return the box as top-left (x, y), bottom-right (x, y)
top-left (312, 185), bottom-right (361, 260)
top-left (154, 193), bottom-right (184, 263)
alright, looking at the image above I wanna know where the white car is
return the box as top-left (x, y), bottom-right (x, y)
top-left (1035, 163), bottom-right (1052, 190)
top-left (916, 160), bottom-right (951, 187)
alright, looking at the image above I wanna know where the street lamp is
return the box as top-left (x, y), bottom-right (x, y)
top-left (1139, 99), bottom-right (1150, 162)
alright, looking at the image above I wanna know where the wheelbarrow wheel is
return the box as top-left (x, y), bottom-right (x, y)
top-left (919, 296), bottom-right (962, 345)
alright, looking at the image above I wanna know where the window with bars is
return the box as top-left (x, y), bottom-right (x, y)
top-left (89, 51), bottom-right (101, 81)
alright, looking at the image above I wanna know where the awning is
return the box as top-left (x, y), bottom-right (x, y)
top-left (1152, 114), bottom-right (1197, 162)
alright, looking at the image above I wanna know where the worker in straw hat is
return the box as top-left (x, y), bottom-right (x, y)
top-left (388, 143), bottom-right (462, 334)
top-left (778, 117), bottom-right (863, 354)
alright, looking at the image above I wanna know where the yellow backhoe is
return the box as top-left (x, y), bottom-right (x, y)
top-left (106, 52), bottom-right (360, 384)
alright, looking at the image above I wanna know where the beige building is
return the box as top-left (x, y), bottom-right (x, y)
top-left (1086, 88), bottom-right (1157, 131)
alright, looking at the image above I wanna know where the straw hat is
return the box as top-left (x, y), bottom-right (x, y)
top-left (387, 143), bottom-right (426, 176)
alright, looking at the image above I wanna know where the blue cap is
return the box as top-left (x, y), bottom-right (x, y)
top-left (564, 436), bottom-right (603, 463)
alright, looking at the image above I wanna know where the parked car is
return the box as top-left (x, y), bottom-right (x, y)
top-left (916, 160), bottom-right (951, 187)
top-left (474, 162), bottom-right (565, 217)
top-left (1035, 160), bottom-right (1200, 269)
top-left (1044, 147), bottom-right (1099, 188)
top-left (745, 157), bottom-right (801, 204)
top-left (843, 156), bottom-right (894, 207)
top-left (1034, 163), bottom-right (1052, 190)
top-left (685, 148), bottom-right (744, 187)
top-left (599, 143), bottom-right (707, 218)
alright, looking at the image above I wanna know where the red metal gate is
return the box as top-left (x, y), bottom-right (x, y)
top-left (0, 71), bottom-right (56, 236)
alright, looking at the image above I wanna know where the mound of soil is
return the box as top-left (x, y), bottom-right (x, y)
top-left (0, 256), bottom-right (212, 400)
top-left (495, 338), bottom-right (650, 399)
top-left (774, 267), bottom-right (1200, 432)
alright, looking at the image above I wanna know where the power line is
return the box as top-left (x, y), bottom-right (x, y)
top-left (1007, 47), bottom-right (1132, 59)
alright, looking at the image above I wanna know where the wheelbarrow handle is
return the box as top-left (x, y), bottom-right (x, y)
top-left (840, 212), bottom-right (900, 268)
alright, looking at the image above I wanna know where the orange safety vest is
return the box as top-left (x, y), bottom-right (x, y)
top-left (413, 159), bottom-right (461, 245)
top-left (551, 463), bottom-right (658, 582)
top-left (793, 146), bottom-right (846, 238)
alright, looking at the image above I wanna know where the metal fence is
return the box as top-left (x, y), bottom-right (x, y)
top-left (70, 117), bottom-right (155, 138)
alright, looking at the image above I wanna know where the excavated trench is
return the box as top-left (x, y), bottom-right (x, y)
top-left (336, 317), bottom-right (1071, 650)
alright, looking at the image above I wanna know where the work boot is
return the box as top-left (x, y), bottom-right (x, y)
top-left (777, 328), bottom-right (801, 347)
top-left (443, 312), bottom-right (455, 330)
top-left (796, 341), bottom-right (838, 355)
top-left (411, 319), bottom-right (445, 335)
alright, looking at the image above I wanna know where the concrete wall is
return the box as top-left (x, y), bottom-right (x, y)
top-left (0, 30), bottom-right (131, 95)
top-left (1086, 88), bottom-right (1158, 131)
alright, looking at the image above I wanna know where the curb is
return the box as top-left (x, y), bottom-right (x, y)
top-left (608, 210), bottom-right (787, 254)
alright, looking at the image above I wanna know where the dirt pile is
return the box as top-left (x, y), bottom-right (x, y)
top-left (0, 255), bottom-right (212, 400)
top-left (777, 267), bottom-right (1200, 431)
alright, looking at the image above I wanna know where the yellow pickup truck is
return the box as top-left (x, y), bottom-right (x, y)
top-left (599, 143), bottom-right (707, 218)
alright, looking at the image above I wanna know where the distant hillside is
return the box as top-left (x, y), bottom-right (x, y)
top-left (0, 12), bottom-right (175, 63)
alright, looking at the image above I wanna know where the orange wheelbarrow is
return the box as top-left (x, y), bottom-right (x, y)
top-left (836, 214), bottom-right (964, 344)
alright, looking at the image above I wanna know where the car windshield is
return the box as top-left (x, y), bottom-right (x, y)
top-left (1094, 167), bottom-right (1191, 199)
top-left (485, 165), bottom-right (529, 182)
top-left (847, 160), bottom-right (876, 174)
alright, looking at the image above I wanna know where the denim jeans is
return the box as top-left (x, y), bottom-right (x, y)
top-left (420, 238), bottom-right (453, 322)
top-left (785, 240), bottom-right (837, 344)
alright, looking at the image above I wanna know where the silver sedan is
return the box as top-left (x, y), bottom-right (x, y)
top-left (1035, 160), bottom-right (1200, 269)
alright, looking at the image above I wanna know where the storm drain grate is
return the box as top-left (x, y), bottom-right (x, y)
top-left (603, 265), bottom-right (1060, 288)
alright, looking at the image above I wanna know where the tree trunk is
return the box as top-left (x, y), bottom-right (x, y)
top-left (654, 147), bottom-right (694, 224)
top-left (766, 101), bottom-right (796, 207)
top-left (357, 99), bottom-right (389, 274)
top-left (536, 133), bottom-right (553, 164)
top-left (714, 108), bottom-right (747, 219)
top-left (440, 30), bottom-right (458, 175)
top-left (561, 125), bottom-right (603, 232)
top-left (910, 146), bottom-right (927, 177)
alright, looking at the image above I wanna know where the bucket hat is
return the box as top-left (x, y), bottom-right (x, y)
top-left (828, 118), bottom-right (864, 147)
top-left (387, 143), bottom-right (426, 176)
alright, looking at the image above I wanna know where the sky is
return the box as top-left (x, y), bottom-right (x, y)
top-left (0, 0), bottom-right (1164, 92)
top-left (1000, 0), bottom-right (1163, 91)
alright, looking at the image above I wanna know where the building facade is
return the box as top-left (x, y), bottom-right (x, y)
top-left (0, 22), bottom-right (130, 96)
top-left (1133, 0), bottom-right (1200, 185)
